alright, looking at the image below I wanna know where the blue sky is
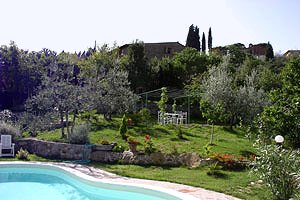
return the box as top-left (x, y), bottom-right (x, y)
top-left (0, 0), bottom-right (299, 54)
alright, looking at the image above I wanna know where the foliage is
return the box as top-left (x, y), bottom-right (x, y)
top-left (266, 42), bottom-right (274, 61)
top-left (258, 57), bottom-right (300, 147)
top-left (16, 148), bottom-right (30, 160)
top-left (252, 145), bottom-right (300, 200)
top-left (208, 27), bottom-right (212, 51)
top-left (119, 114), bottom-right (128, 140)
top-left (173, 48), bottom-right (209, 84)
top-left (112, 144), bottom-right (125, 152)
top-left (123, 41), bottom-right (150, 92)
top-left (157, 87), bottom-right (168, 114)
top-left (206, 162), bottom-right (224, 177)
top-left (137, 108), bottom-right (152, 125)
top-left (144, 134), bottom-right (155, 155)
top-left (0, 121), bottom-right (21, 141)
top-left (175, 126), bottom-right (185, 139)
top-left (185, 24), bottom-right (200, 51)
top-left (26, 52), bottom-right (88, 138)
top-left (172, 99), bottom-right (177, 113)
top-left (202, 32), bottom-right (206, 53)
top-left (0, 110), bottom-right (16, 123)
top-left (80, 46), bottom-right (138, 120)
top-left (68, 123), bottom-right (90, 144)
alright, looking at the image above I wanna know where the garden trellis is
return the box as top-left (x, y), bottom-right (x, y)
top-left (137, 87), bottom-right (194, 124)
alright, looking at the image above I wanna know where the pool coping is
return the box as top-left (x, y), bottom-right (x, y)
top-left (0, 161), bottom-right (241, 200)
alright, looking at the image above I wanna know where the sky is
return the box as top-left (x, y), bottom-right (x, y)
top-left (0, 0), bottom-right (299, 54)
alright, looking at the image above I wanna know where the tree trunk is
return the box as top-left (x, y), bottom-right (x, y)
top-left (210, 123), bottom-right (214, 144)
top-left (60, 111), bottom-right (65, 138)
top-left (66, 112), bottom-right (70, 139)
top-left (71, 110), bottom-right (77, 135)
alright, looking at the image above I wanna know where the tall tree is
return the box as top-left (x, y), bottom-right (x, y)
top-left (202, 32), bottom-right (206, 53)
top-left (195, 26), bottom-right (201, 51)
top-left (208, 27), bottom-right (212, 51)
top-left (266, 42), bottom-right (274, 61)
top-left (185, 24), bottom-right (200, 51)
top-left (123, 41), bottom-right (150, 92)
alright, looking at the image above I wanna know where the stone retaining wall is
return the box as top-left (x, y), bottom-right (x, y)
top-left (15, 139), bottom-right (248, 168)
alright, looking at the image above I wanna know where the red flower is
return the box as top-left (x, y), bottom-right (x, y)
top-left (145, 135), bottom-right (150, 141)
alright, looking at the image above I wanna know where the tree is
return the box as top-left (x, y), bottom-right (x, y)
top-left (173, 48), bottom-right (209, 85)
top-left (200, 100), bottom-right (226, 144)
top-left (185, 24), bottom-right (200, 51)
top-left (26, 52), bottom-right (88, 138)
top-left (266, 42), bottom-right (274, 61)
top-left (208, 27), bottom-right (212, 51)
top-left (80, 45), bottom-right (138, 121)
top-left (258, 57), bottom-right (300, 147)
top-left (202, 32), bottom-right (206, 53)
top-left (123, 41), bottom-right (150, 92)
top-left (157, 87), bottom-right (168, 115)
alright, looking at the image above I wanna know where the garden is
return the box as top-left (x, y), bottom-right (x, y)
top-left (0, 42), bottom-right (299, 200)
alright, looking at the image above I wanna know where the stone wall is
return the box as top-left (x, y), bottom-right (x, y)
top-left (15, 139), bottom-right (248, 168)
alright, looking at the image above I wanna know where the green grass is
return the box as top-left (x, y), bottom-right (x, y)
top-left (36, 114), bottom-right (256, 157)
top-left (91, 163), bottom-right (272, 200)
top-left (20, 113), bottom-right (268, 199)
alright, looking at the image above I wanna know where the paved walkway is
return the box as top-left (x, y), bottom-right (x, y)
top-left (54, 162), bottom-right (241, 200)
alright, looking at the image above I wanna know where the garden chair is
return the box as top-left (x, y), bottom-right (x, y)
top-left (177, 112), bottom-right (187, 124)
top-left (0, 135), bottom-right (15, 157)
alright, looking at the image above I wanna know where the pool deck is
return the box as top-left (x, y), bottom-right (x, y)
top-left (0, 161), bottom-right (241, 200)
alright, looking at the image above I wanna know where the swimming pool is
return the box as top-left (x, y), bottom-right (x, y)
top-left (0, 163), bottom-right (192, 200)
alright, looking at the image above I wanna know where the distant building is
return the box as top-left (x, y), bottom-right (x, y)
top-left (119, 42), bottom-right (185, 59)
top-left (284, 50), bottom-right (300, 58)
top-left (211, 43), bottom-right (270, 60)
top-left (247, 43), bottom-right (268, 60)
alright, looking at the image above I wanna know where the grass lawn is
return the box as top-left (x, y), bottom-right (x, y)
top-left (91, 163), bottom-right (272, 200)
top-left (36, 114), bottom-right (256, 157)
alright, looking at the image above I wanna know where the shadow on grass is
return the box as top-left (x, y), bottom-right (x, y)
top-left (222, 127), bottom-right (245, 138)
top-left (207, 171), bottom-right (229, 179)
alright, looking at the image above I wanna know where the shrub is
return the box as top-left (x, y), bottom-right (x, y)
top-left (119, 114), bottom-right (128, 140)
top-left (100, 140), bottom-right (110, 145)
top-left (16, 148), bottom-right (30, 160)
top-left (144, 135), bottom-right (155, 155)
top-left (137, 108), bottom-right (151, 124)
top-left (68, 123), bottom-right (90, 144)
top-left (175, 126), bottom-right (184, 139)
top-left (252, 145), bottom-right (300, 200)
top-left (0, 121), bottom-right (21, 141)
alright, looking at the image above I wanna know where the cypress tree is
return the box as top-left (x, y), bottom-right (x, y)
top-left (266, 42), bottom-right (274, 61)
top-left (195, 26), bottom-right (201, 51)
top-left (202, 32), bottom-right (206, 53)
top-left (186, 24), bottom-right (195, 48)
top-left (208, 27), bottom-right (212, 51)
top-left (186, 24), bottom-right (200, 51)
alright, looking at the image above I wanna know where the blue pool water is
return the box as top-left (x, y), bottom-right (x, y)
top-left (0, 164), bottom-right (181, 200)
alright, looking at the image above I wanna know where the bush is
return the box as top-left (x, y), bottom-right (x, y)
top-left (137, 108), bottom-right (152, 124)
top-left (68, 123), bottom-right (90, 144)
top-left (16, 148), bottom-right (30, 160)
top-left (119, 114), bottom-right (128, 140)
top-left (175, 126), bottom-right (184, 139)
top-left (144, 135), bottom-right (155, 155)
top-left (0, 121), bottom-right (21, 141)
top-left (252, 145), bottom-right (300, 200)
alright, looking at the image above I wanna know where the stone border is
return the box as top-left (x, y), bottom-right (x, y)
top-left (15, 138), bottom-right (250, 168)
top-left (0, 161), bottom-right (241, 200)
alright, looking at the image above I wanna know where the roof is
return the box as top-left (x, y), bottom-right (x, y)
top-left (284, 50), bottom-right (300, 56)
top-left (119, 42), bottom-right (185, 49)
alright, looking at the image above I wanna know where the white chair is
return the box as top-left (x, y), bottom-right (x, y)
top-left (177, 112), bottom-right (187, 124)
top-left (0, 135), bottom-right (15, 157)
